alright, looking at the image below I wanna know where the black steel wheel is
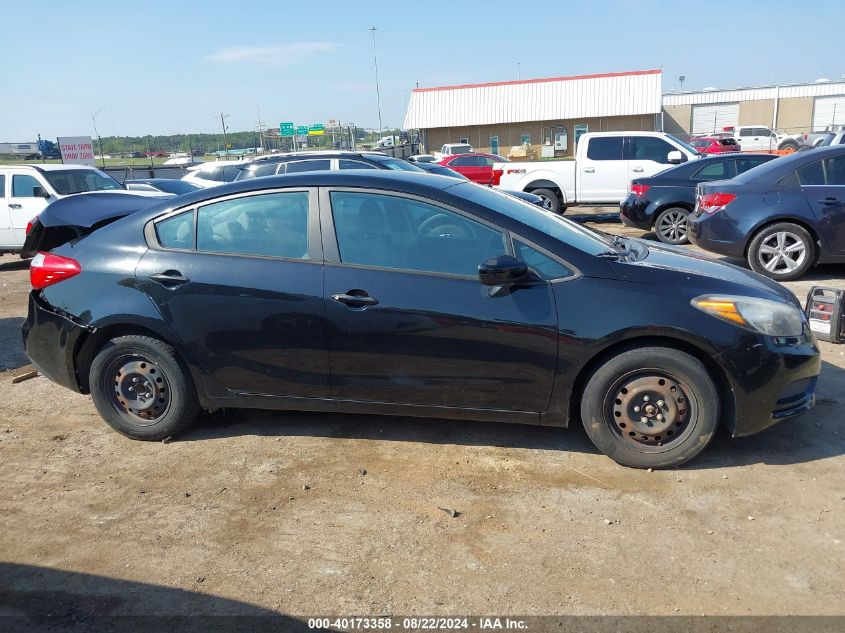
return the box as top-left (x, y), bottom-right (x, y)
top-left (89, 335), bottom-right (200, 440)
top-left (581, 346), bottom-right (719, 468)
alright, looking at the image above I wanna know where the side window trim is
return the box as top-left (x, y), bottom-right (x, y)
top-left (509, 234), bottom-right (580, 283)
top-left (318, 186), bottom-right (513, 277)
top-left (146, 187), bottom-right (322, 261)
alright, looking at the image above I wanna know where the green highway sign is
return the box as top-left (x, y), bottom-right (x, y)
top-left (279, 122), bottom-right (295, 137)
top-left (308, 124), bottom-right (325, 136)
top-left (296, 125), bottom-right (309, 135)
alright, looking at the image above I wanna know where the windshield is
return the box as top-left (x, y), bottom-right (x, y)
top-left (450, 182), bottom-right (616, 256)
top-left (367, 156), bottom-right (425, 172)
top-left (666, 134), bottom-right (702, 157)
top-left (43, 169), bottom-right (123, 195)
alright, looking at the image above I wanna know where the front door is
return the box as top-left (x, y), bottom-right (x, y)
top-left (135, 188), bottom-right (329, 398)
top-left (8, 170), bottom-right (50, 246)
top-left (578, 136), bottom-right (628, 203)
top-left (0, 171), bottom-right (11, 248)
top-left (320, 188), bottom-right (558, 412)
top-left (628, 135), bottom-right (678, 182)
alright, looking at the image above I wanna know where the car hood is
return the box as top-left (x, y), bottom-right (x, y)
top-left (611, 240), bottom-right (799, 307)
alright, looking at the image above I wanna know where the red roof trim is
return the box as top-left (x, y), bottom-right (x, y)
top-left (412, 69), bottom-right (662, 93)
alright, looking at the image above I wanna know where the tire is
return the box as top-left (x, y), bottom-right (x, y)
top-left (778, 140), bottom-right (798, 152)
top-left (530, 188), bottom-right (561, 214)
top-left (747, 222), bottom-right (814, 281)
top-left (89, 335), bottom-right (200, 440)
top-left (580, 346), bottom-right (719, 469)
top-left (654, 207), bottom-right (690, 244)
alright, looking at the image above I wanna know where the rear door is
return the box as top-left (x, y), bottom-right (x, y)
top-left (578, 136), bottom-right (628, 203)
top-left (8, 170), bottom-right (51, 246)
top-left (320, 187), bottom-right (558, 412)
top-left (135, 187), bottom-right (329, 398)
top-left (798, 154), bottom-right (845, 257)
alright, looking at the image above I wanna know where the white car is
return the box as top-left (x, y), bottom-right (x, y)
top-left (0, 164), bottom-right (167, 253)
top-left (433, 143), bottom-right (474, 162)
top-left (493, 131), bottom-right (700, 213)
top-left (733, 126), bottom-right (801, 152)
top-left (181, 160), bottom-right (249, 188)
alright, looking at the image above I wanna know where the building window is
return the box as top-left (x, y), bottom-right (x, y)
top-left (490, 136), bottom-right (500, 155)
top-left (459, 137), bottom-right (469, 144)
top-left (521, 133), bottom-right (531, 145)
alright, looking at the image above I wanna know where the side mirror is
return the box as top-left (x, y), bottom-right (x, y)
top-left (32, 186), bottom-right (51, 199)
top-left (667, 150), bottom-right (686, 164)
top-left (478, 255), bottom-right (529, 286)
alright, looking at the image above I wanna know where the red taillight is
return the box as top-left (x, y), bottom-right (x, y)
top-left (491, 168), bottom-right (503, 186)
top-left (30, 252), bottom-right (82, 289)
top-left (698, 192), bottom-right (737, 215)
top-left (26, 218), bottom-right (35, 235)
top-left (630, 183), bottom-right (650, 197)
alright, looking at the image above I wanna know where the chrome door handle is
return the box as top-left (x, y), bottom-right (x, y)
top-left (584, 167), bottom-right (595, 173)
top-left (632, 167), bottom-right (644, 172)
top-left (9, 203), bottom-right (22, 209)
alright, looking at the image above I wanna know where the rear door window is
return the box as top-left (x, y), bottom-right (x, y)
top-left (797, 161), bottom-right (826, 186)
top-left (692, 161), bottom-right (731, 180)
top-left (195, 191), bottom-right (311, 258)
top-left (449, 156), bottom-right (477, 167)
top-left (735, 157), bottom-right (771, 175)
top-left (586, 137), bottom-right (624, 161)
top-left (156, 210), bottom-right (195, 249)
top-left (338, 159), bottom-right (378, 170)
top-left (0, 175), bottom-right (5, 198)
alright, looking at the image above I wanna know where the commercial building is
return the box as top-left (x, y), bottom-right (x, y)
top-left (662, 81), bottom-right (845, 137)
top-left (403, 69), bottom-right (663, 158)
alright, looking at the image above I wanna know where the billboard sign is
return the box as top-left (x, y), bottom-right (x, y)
top-left (57, 136), bottom-right (95, 165)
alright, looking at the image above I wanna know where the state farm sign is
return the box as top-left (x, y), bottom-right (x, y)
top-left (57, 136), bottom-right (95, 165)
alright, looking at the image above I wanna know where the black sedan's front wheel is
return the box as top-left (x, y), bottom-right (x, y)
top-left (581, 346), bottom-right (719, 469)
top-left (89, 335), bottom-right (200, 440)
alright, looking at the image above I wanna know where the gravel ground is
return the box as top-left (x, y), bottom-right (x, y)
top-left (1, 214), bottom-right (844, 625)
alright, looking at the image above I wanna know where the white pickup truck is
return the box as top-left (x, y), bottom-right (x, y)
top-left (492, 131), bottom-right (700, 213)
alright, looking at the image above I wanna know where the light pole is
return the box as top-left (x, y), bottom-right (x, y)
top-left (79, 105), bottom-right (107, 167)
top-left (370, 26), bottom-right (383, 140)
top-left (679, 75), bottom-right (686, 92)
top-left (219, 113), bottom-right (230, 159)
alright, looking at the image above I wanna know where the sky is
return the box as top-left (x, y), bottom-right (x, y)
top-left (2, 0), bottom-right (843, 141)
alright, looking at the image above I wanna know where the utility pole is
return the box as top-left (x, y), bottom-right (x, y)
top-left (79, 105), bottom-right (108, 168)
top-left (370, 26), bottom-right (383, 139)
top-left (256, 105), bottom-right (265, 153)
top-left (219, 113), bottom-right (230, 159)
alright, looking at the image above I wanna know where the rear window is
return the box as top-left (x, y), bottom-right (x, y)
top-left (366, 156), bottom-right (425, 172)
top-left (449, 145), bottom-right (473, 154)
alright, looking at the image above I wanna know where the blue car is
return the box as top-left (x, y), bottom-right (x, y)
top-left (689, 145), bottom-right (845, 280)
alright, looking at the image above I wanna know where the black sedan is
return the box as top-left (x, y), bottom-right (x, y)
top-left (125, 178), bottom-right (200, 195)
top-left (689, 145), bottom-right (845, 280)
top-left (620, 154), bottom-right (777, 244)
top-left (22, 172), bottom-right (820, 469)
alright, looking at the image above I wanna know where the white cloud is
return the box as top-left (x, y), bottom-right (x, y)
top-left (204, 42), bottom-right (338, 65)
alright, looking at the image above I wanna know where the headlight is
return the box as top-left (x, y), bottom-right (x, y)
top-left (691, 295), bottom-right (804, 337)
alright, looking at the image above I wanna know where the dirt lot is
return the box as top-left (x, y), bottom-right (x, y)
top-left (1, 217), bottom-right (845, 623)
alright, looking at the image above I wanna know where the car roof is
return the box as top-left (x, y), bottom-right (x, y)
top-left (252, 151), bottom-right (388, 162)
top-left (6, 164), bottom-right (101, 172)
top-left (734, 144), bottom-right (845, 183)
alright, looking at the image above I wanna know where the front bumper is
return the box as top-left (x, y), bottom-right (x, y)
top-left (716, 328), bottom-right (820, 436)
top-left (22, 291), bottom-right (91, 393)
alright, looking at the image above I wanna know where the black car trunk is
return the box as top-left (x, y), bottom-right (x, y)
top-left (20, 193), bottom-right (164, 258)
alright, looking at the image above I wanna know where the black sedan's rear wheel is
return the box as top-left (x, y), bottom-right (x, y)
top-left (747, 222), bottom-right (814, 281)
top-left (89, 335), bottom-right (200, 440)
top-left (654, 207), bottom-right (690, 244)
top-left (580, 346), bottom-right (719, 469)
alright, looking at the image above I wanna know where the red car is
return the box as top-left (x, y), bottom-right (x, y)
top-left (688, 136), bottom-right (740, 154)
top-left (438, 153), bottom-right (508, 184)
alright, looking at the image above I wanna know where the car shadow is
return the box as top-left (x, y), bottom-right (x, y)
top-left (0, 561), bottom-right (308, 631)
top-left (180, 357), bottom-right (845, 470)
top-left (0, 257), bottom-right (29, 272)
top-left (0, 317), bottom-right (27, 370)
